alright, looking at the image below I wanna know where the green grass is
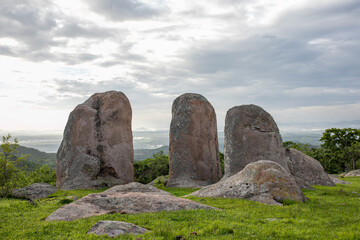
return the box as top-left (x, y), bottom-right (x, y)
top-left (1, 178), bottom-right (360, 240)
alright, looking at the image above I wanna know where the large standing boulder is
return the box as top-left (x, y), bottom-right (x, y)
top-left (56, 91), bottom-right (134, 189)
top-left (167, 93), bottom-right (222, 188)
top-left (46, 182), bottom-right (217, 221)
top-left (223, 105), bottom-right (289, 179)
top-left (12, 183), bottom-right (57, 200)
top-left (285, 148), bottom-right (335, 188)
top-left (189, 160), bottom-right (306, 205)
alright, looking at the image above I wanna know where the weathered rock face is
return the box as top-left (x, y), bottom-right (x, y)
top-left (345, 169), bottom-right (360, 177)
top-left (223, 105), bottom-right (289, 179)
top-left (46, 182), bottom-right (217, 221)
top-left (88, 221), bottom-right (148, 237)
top-left (285, 148), bottom-right (335, 189)
top-left (12, 183), bottom-right (57, 200)
top-left (167, 93), bottom-right (222, 188)
top-left (56, 91), bottom-right (134, 190)
top-left (189, 160), bottom-right (306, 205)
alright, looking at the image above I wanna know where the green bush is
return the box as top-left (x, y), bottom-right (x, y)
top-left (1, 134), bottom-right (57, 197)
top-left (134, 151), bottom-right (169, 184)
top-left (219, 151), bottom-right (224, 174)
top-left (27, 165), bottom-right (56, 186)
top-left (0, 134), bottom-right (30, 197)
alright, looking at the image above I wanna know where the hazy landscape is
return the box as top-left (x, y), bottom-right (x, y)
top-left (0, 129), bottom-right (325, 153)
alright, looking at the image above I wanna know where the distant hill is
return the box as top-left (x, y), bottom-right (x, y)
top-left (0, 145), bottom-right (57, 171)
top-left (134, 145), bottom-right (169, 161)
top-left (17, 145), bottom-right (57, 168)
top-left (2, 145), bottom-right (168, 169)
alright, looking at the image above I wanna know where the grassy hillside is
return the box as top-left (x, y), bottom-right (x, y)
top-left (1, 177), bottom-right (359, 239)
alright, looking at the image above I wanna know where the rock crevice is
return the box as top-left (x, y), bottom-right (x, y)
top-left (56, 91), bottom-right (134, 190)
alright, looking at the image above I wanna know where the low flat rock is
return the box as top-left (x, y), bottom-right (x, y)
top-left (328, 174), bottom-right (351, 185)
top-left (46, 182), bottom-right (216, 221)
top-left (189, 160), bottom-right (306, 205)
top-left (285, 148), bottom-right (335, 189)
top-left (12, 183), bottom-right (57, 200)
top-left (88, 220), bottom-right (148, 237)
top-left (102, 182), bottom-right (171, 195)
top-left (345, 169), bottom-right (360, 177)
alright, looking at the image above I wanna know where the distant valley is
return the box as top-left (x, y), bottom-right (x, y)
top-left (13, 145), bottom-right (169, 169)
top-left (3, 130), bottom-right (323, 169)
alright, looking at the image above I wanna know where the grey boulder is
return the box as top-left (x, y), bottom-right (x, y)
top-left (328, 174), bottom-right (351, 185)
top-left (189, 160), bottom-right (306, 205)
top-left (167, 93), bottom-right (222, 188)
top-left (12, 183), bottom-right (57, 200)
top-left (223, 105), bottom-right (289, 179)
top-left (56, 91), bottom-right (134, 190)
top-left (46, 182), bottom-right (216, 221)
top-left (345, 169), bottom-right (360, 177)
top-left (285, 148), bottom-right (335, 189)
top-left (88, 220), bottom-right (148, 237)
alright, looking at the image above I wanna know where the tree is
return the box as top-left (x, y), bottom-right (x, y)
top-left (0, 134), bottom-right (29, 197)
top-left (320, 128), bottom-right (360, 171)
top-left (134, 151), bottom-right (169, 184)
top-left (283, 141), bottom-right (312, 153)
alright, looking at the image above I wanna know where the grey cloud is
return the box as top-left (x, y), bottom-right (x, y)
top-left (0, 0), bottom-right (60, 50)
top-left (0, 0), bottom-right (117, 64)
top-left (99, 53), bottom-right (146, 67)
top-left (0, 46), bottom-right (15, 56)
top-left (55, 21), bottom-right (115, 39)
top-left (85, 0), bottom-right (164, 21)
top-left (177, 32), bottom-right (360, 109)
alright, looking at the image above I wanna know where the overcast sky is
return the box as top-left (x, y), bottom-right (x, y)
top-left (1, 0), bottom-right (359, 133)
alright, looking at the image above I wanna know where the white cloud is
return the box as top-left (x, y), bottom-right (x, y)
top-left (0, 0), bottom-right (359, 133)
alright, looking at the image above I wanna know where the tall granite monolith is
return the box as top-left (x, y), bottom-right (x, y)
top-left (56, 91), bottom-right (134, 189)
top-left (167, 93), bottom-right (222, 188)
top-left (223, 104), bottom-right (289, 179)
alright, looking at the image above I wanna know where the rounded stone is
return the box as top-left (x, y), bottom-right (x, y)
top-left (190, 160), bottom-right (306, 205)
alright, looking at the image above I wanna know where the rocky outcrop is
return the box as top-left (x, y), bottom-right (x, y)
top-left (189, 160), bottom-right (306, 205)
top-left (46, 182), bottom-right (217, 221)
top-left (285, 148), bottom-right (335, 189)
top-left (88, 221), bottom-right (148, 237)
top-left (345, 169), bottom-right (360, 177)
top-left (167, 93), bottom-right (222, 188)
top-left (56, 91), bottom-right (134, 189)
top-left (328, 174), bottom-right (351, 185)
top-left (101, 182), bottom-right (171, 195)
top-left (223, 105), bottom-right (289, 179)
top-left (12, 183), bottom-right (57, 200)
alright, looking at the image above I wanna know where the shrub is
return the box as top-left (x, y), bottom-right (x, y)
top-left (0, 134), bottom-right (30, 197)
top-left (134, 151), bottom-right (169, 184)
